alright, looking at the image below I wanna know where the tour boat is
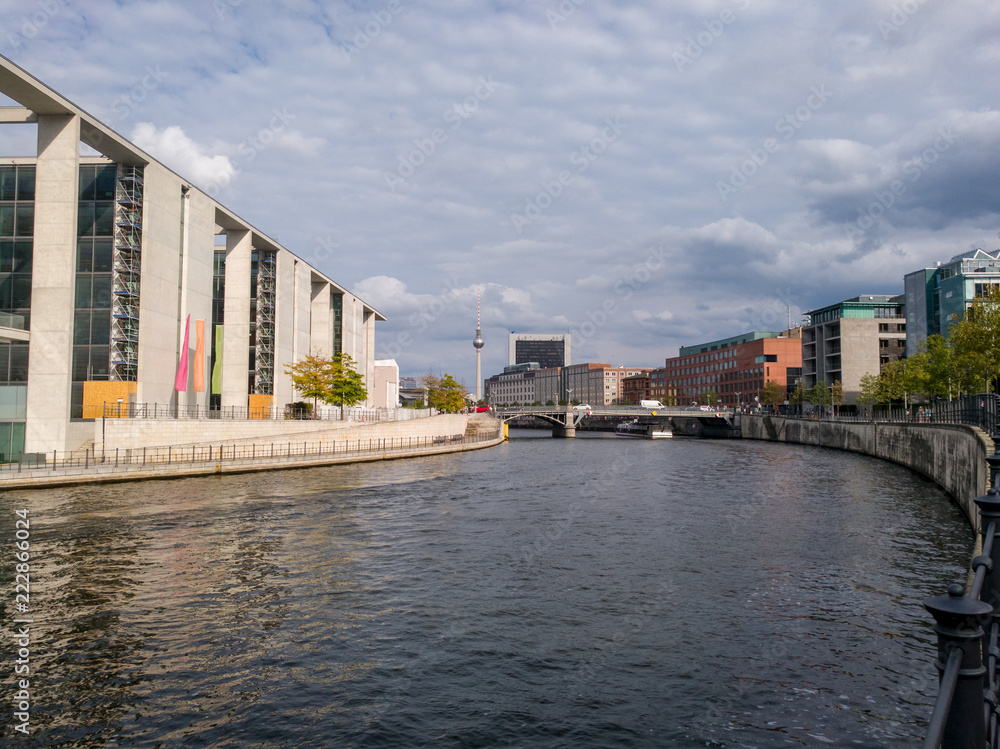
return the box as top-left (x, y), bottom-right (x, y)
top-left (615, 420), bottom-right (673, 439)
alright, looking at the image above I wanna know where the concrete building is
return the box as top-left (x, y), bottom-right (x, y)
top-left (648, 367), bottom-right (667, 403)
top-left (0, 55), bottom-right (384, 457)
top-left (562, 362), bottom-right (610, 406)
top-left (484, 362), bottom-right (541, 405)
top-left (599, 366), bottom-right (653, 405)
top-left (373, 360), bottom-right (399, 409)
top-left (904, 248), bottom-right (1000, 356)
top-left (663, 331), bottom-right (803, 408)
top-left (485, 362), bottom-right (651, 406)
top-left (802, 296), bottom-right (905, 405)
top-left (508, 333), bottom-right (570, 369)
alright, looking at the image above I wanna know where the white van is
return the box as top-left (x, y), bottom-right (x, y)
top-left (640, 400), bottom-right (665, 409)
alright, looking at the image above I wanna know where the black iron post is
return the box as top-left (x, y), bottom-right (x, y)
top-left (924, 584), bottom-right (991, 748)
top-left (988, 437), bottom-right (1000, 492)
top-left (976, 491), bottom-right (1000, 611)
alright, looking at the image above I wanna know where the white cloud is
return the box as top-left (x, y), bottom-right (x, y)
top-left (130, 122), bottom-right (236, 193)
top-left (5, 0), bottom-right (999, 381)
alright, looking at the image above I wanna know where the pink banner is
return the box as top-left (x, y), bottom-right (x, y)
top-left (174, 315), bottom-right (190, 392)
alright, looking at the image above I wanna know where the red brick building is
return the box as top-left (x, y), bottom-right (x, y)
top-left (662, 330), bottom-right (802, 408)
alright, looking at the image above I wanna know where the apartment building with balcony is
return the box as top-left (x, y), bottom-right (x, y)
top-left (801, 295), bottom-right (905, 405)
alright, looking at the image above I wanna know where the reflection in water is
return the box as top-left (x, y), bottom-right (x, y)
top-left (0, 436), bottom-right (972, 747)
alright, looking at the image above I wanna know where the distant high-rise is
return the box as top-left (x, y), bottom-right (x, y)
top-left (508, 334), bottom-right (570, 370)
top-left (473, 290), bottom-right (485, 401)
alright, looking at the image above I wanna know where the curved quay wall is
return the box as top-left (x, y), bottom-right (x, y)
top-left (741, 415), bottom-right (993, 527)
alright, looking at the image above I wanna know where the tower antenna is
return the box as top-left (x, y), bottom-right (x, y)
top-left (473, 289), bottom-right (485, 402)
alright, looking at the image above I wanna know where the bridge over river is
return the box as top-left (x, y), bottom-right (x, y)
top-left (494, 404), bottom-right (737, 438)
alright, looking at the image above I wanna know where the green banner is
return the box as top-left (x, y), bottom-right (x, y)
top-left (211, 325), bottom-right (223, 394)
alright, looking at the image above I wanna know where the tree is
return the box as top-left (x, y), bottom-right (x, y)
top-left (878, 359), bottom-right (907, 407)
top-left (831, 380), bottom-right (844, 416)
top-left (760, 379), bottom-right (784, 409)
top-left (949, 285), bottom-right (1000, 393)
top-left (919, 334), bottom-right (958, 399)
top-left (807, 381), bottom-right (831, 409)
top-left (285, 352), bottom-right (368, 417)
top-left (702, 389), bottom-right (718, 405)
top-left (857, 373), bottom-right (879, 413)
top-left (789, 381), bottom-right (805, 412)
top-left (423, 373), bottom-right (466, 412)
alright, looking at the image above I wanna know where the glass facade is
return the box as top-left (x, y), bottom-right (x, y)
top-left (0, 165), bottom-right (32, 457)
top-left (514, 339), bottom-right (565, 369)
top-left (0, 165), bottom-right (34, 331)
top-left (72, 164), bottom-right (116, 416)
top-left (210, 249), bottom-right (225, 409)
top-left (332, 292), bottom-right (343, 355)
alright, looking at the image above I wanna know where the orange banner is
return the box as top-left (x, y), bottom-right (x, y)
top-left (193, 319), bottom-right (205, 392)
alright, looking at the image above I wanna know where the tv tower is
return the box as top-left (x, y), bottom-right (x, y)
top-left (473, 289), bottom-right (485, 401)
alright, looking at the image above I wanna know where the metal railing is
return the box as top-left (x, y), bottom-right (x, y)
top-left (777, 394), bottom-right (1000, 434)
top-left (91, 402), bottom-right (437, 422)
top-left (0, 425), bottom-right (504, 477)
top-left (922, 486), bottom-right (1000, 748)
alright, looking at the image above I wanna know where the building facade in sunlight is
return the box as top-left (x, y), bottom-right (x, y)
top-left (663, 330), bottom-right (803, 408)
top-left (904, 248), bottom-right (1000, 357)
top-left (0, 55), bottom-right (384, 457)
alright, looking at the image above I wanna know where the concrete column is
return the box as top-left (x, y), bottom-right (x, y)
top-left (294, 262), bottom-right (311, 361)
top-left (309, 280), bottom-right (331, 356)
top-left (221, 229), bottom-right (251, 410)
top-left (552, 408), bottom-right (576, 438)
top-left (362, 309), bottom-right (375, 407)
top-left (25, 114), bottom-right (80, 454)
top-left (273, 250), bottom-right (295, 408)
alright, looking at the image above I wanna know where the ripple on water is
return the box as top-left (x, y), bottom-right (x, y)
top-left (0, 437), bottom-right (972, 747)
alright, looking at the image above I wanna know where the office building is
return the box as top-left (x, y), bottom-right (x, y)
top-left (484, 362), bottom-right (541, 405)
top-left (0, 55), bottom-right (384, 456)
top-left (904, 248), bottom-right (1000, 356)
top-left (508, 333), bottom-right (570, 370)
top-left (663, 331), bottom-right (802, 407)
top-left (802, 295), bottom-right (905, 404)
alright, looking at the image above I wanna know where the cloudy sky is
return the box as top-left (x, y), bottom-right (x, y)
top-left (2, 0), bottom-right (999, 388)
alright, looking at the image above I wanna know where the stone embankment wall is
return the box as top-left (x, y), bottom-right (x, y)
top-left (99, 413), bottom-right (473, 450)
top-left (741, 415), bottom-right (992, 526)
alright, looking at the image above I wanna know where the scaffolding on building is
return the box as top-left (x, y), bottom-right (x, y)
top-left (111, 165), bottom-right (143, 381)
top-left (254, 251), bottom-right (276, 394)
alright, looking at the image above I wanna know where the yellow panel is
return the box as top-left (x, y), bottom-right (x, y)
top-left (248, 393), bottom-right (274, 420)
top-left (82, 381), bottom-right (137, 419)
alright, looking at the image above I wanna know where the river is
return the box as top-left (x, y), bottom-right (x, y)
top-left (0, 429), bottom-right (973, 747)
